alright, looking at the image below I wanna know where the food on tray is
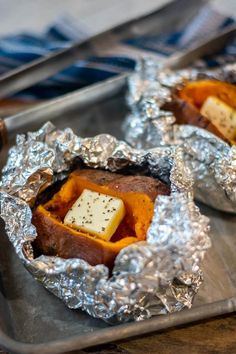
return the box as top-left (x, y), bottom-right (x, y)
top-left (163, 80), bottom-right (236, 143)
top-left (200, 96), bottom-right (236, 141)
top-left (64, 189), bottom-right (126, 241)
top-left (32, 168), bottom-right (170, 268)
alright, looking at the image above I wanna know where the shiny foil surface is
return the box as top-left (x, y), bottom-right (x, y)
top-left (0, 123), bottom-right (210, 323)
top-left (124, 61), bottom-right (236, 212)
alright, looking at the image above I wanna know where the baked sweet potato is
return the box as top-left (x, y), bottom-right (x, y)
top-left (177, 80), bottom-right (236, 110)
top-left (163, 79), bottom-right (236, 144)
top-left (163, 97), bottom-right (228, 142)
top-left (33, 169), bottom-right (170, 268)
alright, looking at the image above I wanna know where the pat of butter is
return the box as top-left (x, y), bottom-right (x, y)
top-left (64, 189), bottom-right (125, 241)
top-left (200, 96), bottom-right (236, 140)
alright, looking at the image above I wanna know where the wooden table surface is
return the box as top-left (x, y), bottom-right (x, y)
top-left (1, 314), bottom-right (236, 354)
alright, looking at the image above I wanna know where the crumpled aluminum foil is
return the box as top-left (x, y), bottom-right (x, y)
top-left (0, 122), bottom-right (211, 323)
top-left (124, 59), bottom-right (236, 213)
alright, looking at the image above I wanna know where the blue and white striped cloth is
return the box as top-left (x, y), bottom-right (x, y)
top-left (0, 5), bottom-right (235, 100)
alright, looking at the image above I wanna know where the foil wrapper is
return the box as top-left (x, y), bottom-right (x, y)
top-left (124, 59), bottom-right (236, 213)
top-left (0, 123), bottom-right (210, 323)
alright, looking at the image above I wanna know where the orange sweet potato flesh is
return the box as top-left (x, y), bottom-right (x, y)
top-left (178, 80), bottom-right (236, 109)
top-left (33, 169), bottom-right (170, 268)
top-left (163, 80), bottom-right (236, 143)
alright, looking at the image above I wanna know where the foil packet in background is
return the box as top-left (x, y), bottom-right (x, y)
top-left (0, 123), bottom-right (210, 323)
top-left (124, 60), bottom-right (236, 213)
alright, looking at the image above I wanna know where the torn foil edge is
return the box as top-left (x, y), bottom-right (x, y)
top-left (124, 60), bottom-right (236, 213)
top-left (0, 123), bottom-right (211, 323)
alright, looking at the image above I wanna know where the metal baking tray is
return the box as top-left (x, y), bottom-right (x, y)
top-left (0, 0), bottom-right (207, 98)
top-left (1, 13), bottom-right (236, 354)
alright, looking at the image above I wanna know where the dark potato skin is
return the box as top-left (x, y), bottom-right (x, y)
top-left (72, 169), bottom-right (170, 201)
top-left (162, 98), bottom-right (229, 143)
top-left (72, 169), bottom-right (123, 185)
top-left (33, 169), bottom-right (170, 268)
top-left (107, 175), bottom-right (170, 201)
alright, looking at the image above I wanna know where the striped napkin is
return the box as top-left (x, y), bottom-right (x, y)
top-left (0, 4), bottom-right (235, 100)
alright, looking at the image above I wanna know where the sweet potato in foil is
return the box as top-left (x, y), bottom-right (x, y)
top-left (164, 80), bottom-right (236, 144)
top-left (33, 168), bottom-right (170, 268)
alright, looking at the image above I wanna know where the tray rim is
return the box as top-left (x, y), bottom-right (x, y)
top-left (0, 297), bottom-right (235, 354)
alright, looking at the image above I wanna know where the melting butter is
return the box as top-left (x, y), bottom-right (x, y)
top-left (200, 96), bottom-right (236, 140)
top-left (64, 189), bottom-right (125, 241)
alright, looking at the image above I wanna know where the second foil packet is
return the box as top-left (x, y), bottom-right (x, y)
top-left (124, 60), bottom-right (236, 213)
